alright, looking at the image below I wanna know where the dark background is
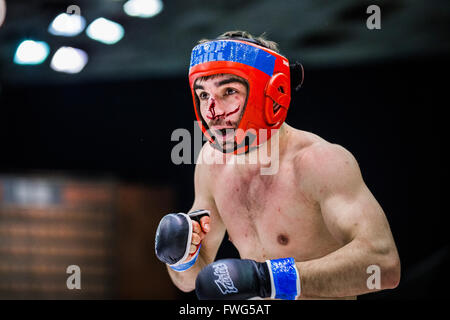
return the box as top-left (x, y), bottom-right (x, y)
top-left (0, 0), bottom-right (448, 300)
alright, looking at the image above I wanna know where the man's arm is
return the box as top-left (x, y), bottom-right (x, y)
top-left (167, 147), bottom-right (226, 292)
top-left (295, 143), bottom-right (401, 298)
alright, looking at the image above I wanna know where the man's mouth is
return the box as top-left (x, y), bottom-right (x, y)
top-left (211, 126), bottom-right (235, 141)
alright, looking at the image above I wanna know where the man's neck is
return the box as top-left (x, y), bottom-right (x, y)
top-left (229, 123), bottom-right (289, 175)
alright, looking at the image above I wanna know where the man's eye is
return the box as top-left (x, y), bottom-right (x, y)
top-left (199, 92), bottom-right (209, 100)
top-left (225, 88), bottom-right (237, 95)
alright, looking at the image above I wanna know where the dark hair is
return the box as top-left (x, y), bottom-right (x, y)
top-left (198, 30), bottom-right (280, 53)
top-left (196, 31), bottom-right (281, 83)
top-left (196, 30), bottom-right (303, 91)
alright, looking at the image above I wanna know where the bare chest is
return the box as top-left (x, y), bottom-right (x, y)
top-left (211, 163), bottom-right (340, 262)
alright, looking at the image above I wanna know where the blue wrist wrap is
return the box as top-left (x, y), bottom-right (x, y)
top-left (169, 245), bottom-right (201, 272)
top-left (266, 257), bottom-right (300, 300)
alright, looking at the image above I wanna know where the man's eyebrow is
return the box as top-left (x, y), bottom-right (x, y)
top-left (215, 77), bottom-right (246, 87)
top-left (194, 83), bottom-right (204, 90)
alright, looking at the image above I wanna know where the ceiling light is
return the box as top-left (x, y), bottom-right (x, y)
top-left (48, 12), bottom-right (86, 36)
top-left (86, 17), bottom-right (124, 45)
top-left (50, 46), bottom-right (88, 74)
top-left (13, 40), bottom-right (50, 65)
top-left (123, 0), bottom-right (163, 18)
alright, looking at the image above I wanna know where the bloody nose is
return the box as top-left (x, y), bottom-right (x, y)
top-left (207, 98), bottom-right (217, 119)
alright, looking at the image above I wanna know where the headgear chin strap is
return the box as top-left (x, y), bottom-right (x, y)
top-left (189, 39), bottom-right (294, 154)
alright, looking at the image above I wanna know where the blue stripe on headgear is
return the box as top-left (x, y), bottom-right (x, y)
top-left (189, 40), bottom-right (276, 77)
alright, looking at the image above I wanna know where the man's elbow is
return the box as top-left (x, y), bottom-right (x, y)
top-left (177, 283), bottom-right (196, 293)
top-left (169, 273), bottom-right (197, 293)
top-left (167, 267), bottom-right (197, 293)
top-left (381, 251), bottom-right (401, 289)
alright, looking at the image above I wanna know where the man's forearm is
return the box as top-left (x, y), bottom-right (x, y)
top-left (296, 239), bottom-right (400, 298)
top-left (167, 253), bottom-right (208, 292)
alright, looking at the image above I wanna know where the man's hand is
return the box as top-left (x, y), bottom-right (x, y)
top-left (189, 213), bottom-right (210, 257)
top-left (155, 210), bottom-right (210, 270)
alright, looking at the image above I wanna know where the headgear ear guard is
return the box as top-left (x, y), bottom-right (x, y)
top-left (189, 39), bottom-right (298, 154)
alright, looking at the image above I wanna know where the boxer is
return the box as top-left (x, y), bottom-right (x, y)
top-left (155, 31), bottom-right (400, 299)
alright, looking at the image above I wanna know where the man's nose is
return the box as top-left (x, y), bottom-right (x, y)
top-left (208, 96), bottom-right (225, 111)
top-left (206, 96), bottom-right (226, 120)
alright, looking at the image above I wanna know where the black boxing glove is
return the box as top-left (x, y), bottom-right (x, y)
top-left (155, 209), bottom-right (210, 272)
top-left (195, 258), bottom-right (300, 300)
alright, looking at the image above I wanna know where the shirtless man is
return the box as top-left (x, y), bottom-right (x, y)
top-left (155, 31), bottom-right (400, 300)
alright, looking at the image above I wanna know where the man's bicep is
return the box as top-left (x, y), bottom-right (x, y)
top-left (302, 143), bottom-right (390, 245)
top-left (320, 184), bottom-right (390, 246)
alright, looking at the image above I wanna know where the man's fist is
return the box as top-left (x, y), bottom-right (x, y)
top-left (155, 210), bottom-right (210, 269)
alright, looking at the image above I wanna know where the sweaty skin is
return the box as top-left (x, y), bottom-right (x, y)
top-left (167, 74), bottom-right (400, 299)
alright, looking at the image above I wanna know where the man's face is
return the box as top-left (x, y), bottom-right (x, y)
top-left (194, 74), bottom-right (248, 150)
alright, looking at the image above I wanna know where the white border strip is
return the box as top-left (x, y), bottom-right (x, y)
top-left (294, 263), bottom-right (301, 299)
top-left (266, 260), bottom-right (276, 299)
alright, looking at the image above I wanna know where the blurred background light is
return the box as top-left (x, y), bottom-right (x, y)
top-left (50, 47), bottom-right (88, 74)
top-left (13, 40), bottom-right (50, 65)
top-left (48, 12), bottom-right (86, 37)
top-left (86, 17), bottom-right (124, 45)
top-left (123, 0), bottom-right (163, 18)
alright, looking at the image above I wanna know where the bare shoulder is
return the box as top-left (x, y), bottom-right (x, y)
top-left (191, 143), bottom-right (220, 212)
top-left (288, 128), bottom-right (363, 198)
top-left (194, 142), bottom-right (224, 196)
top-left (194, 143), bottom-right (214, 186)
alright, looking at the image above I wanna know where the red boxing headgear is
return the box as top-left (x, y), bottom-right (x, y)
top-left (189, 39), bottom-right (291, 154)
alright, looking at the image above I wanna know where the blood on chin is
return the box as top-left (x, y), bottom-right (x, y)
top-left (206, 130), bottom-right (236, 152)
top-left (210, 128), bottom-right (236, 143)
